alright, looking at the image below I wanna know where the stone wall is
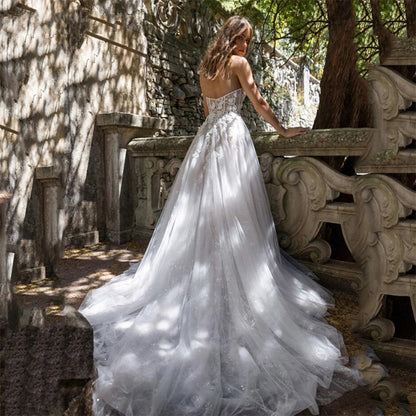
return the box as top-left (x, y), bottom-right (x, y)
top-left (0, 0), bottom-right (319, 283)
top-left (143, 1), bottom-right (319, 135)
top-left (0, 0), bottom-right (149, 280)
top-left (260, 48), bottom-right (320, 130)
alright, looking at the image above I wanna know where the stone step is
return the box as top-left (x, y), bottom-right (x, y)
top-left (362, 337), bottom-right (416, 369)
top-left (299, 259), bottom-right (362, 293)
top-left (382, 274), bottom-right (416, 297)
top-left (356, 149), bottom-right (416, 173)
top-left (382, 36), bottom-right (416, 66)
top-left (397, 148), bottom-right (416, 162)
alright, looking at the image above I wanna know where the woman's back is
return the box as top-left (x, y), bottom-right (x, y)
top-left (200, 69), bottom-right (241, 99)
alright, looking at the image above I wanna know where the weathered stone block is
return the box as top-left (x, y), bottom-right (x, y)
top-left (172, 86), bottom-right (186, 101)
top-left (1, 310), bottom-right (93, 416)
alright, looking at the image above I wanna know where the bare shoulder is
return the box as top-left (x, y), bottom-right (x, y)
top-left (200, 75), bottom-right (208, 89)
top-left (229, 55), bottom-right (251, 75)
top-left (230, 55), bottom-right (249, 68)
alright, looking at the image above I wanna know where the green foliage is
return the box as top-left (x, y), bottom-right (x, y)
top-left (217, 0), bottom-right (408, 78)
top-left (353, 0), bottom-right (407, 74)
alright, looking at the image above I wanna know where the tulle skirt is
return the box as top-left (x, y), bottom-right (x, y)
top-left (79, 111), bottom-right (363, 416)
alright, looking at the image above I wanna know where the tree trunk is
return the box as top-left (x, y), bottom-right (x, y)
top-left (371, 0), bottom-right (415, 80)
top-left (313, 0), bottom-right (371, 130)
top-left (370, 0), bottom-right (394, 62)
top-left (405, 0), bottom-right (416, 37)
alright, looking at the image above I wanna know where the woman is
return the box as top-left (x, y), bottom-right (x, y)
top-left (79, 16), bottom-right (362, 416)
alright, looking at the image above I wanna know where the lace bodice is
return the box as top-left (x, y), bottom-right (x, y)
top-left (205, 88), bottom-right (245, 119)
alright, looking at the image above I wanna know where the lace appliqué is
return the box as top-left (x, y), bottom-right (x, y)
top-left (205, 88), bottom-right (245, 120)
top-left (191, 88), bottom-right (246, 162)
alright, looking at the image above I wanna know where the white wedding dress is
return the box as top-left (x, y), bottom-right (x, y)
top-left (79, 88), bottom-right (363, 416)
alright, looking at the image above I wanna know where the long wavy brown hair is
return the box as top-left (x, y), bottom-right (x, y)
top-left (198, 16), bottom-right (253, 80)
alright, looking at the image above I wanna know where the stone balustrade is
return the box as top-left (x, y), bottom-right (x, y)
top-left (382, 36), bottom-right (416, 66)
top-left (97, 113), bottom-right (169, 244)
top-left (357, 65), bottom-right (416, 173)
top-left (128, 128), bottom-right (376, 238)
top-left (263, 158), bottom-right (416, 334)
top-left (128, 129), bottom-right (416, 369)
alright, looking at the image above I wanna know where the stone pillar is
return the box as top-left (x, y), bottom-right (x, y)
top-left (103, 127), bottom-right (125, 244)
top-left (0, 192), bottom-right (12, 323)
top-left (128, 135), bottom-right (192, 240)
top-left (35, 167), bottom-right (61, 276)
top-left (96, 113), bottom-right (169, 244)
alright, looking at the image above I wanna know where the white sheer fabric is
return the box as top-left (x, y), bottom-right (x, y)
top-left (79, 88), bottom-right (363, 416)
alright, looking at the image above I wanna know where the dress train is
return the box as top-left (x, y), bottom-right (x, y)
top-left (79, 88), bottom-right (363, 416)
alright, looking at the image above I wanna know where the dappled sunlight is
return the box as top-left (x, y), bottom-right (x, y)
top-left (1, 0), bottom-right (147, 263)
top-left (133, 322), bottom-right (153, 335)
top-left (13, 242), bottom-right (146, 312)
top-left (293, 279), bottom-right (323, 309)
top-left (1, 2), bottom-right (413, 414)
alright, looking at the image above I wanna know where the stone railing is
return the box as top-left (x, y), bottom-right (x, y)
top-left (382, 36), bottom-right (416, 66)
top-left (97, 113), bottom-right (169, 244)
top-left (127, 128), bottom-right (374, 237)
top-left (357, 65), bottom-right (416, 173)
top-left (128, 128), bottom-right (416, 372)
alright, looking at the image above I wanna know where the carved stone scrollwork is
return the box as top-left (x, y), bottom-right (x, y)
top-left (358, 65), bottom-right (416, 172)
top-left (355, 175), bottom-right (409, 283)
top-left (295, 239), bottom-right (332, 264)
top-left (369, 379), bottom-right (400, 402)
top-left (277, 159), bottom-right (332, 211)
top-left (358, 360), bottom-right (386, 388)
top-left (351, 174), bottom-right (416, 331)
top-left (144, 0), bottom-right (184, 32)
top-left (356, 350), bottom-right (400, 402)
top-left (272, 157), bottom-right (336, 262)
top-left (259, 153), bottom-right (274, 183)
top-left (385, 126), bottom-right (413, 150)
top-left (164, 158), bottom-right (182, 176)
top-left (368, 68), bottom-right (408, 120)
top-left (151, 157), bottom-right (182, 215)
top-left (356, 175), bottom-right (406, 229)
top-left (378, 231), bottom-right (405, 283)
top-left (361, 317), bottom-right (396, 342)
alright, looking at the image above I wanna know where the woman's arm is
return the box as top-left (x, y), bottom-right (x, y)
top-left (233, 56), bottom-right (307, 138)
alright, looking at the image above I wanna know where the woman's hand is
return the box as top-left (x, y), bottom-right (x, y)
top-left (281, 127), bottom-right (309, 138)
